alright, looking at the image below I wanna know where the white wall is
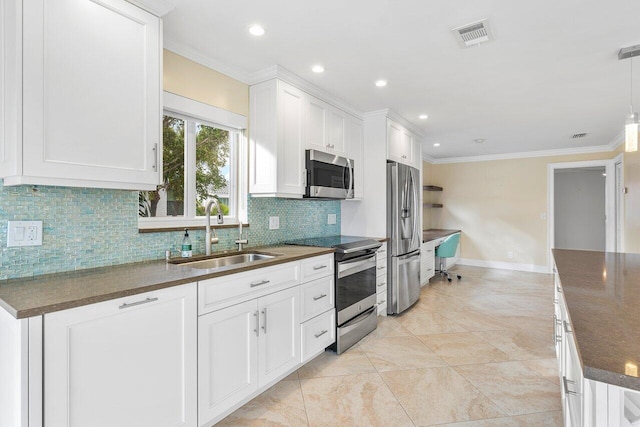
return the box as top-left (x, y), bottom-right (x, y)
top-left (554, 168), bottom-right (606, 251)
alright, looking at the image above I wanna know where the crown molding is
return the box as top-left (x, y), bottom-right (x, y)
top-left (361, 108), bottom-right (426, 138)
top-left (249, 65), bottom-right (364, 118)
top-left (163, 39), bottom-right (251, 83)
top-left (127, 0), bottom-right (175, 16)
top-left (423, 131), bottom-right (625, 164)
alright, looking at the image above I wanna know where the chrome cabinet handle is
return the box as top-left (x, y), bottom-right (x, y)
top-left (563, 376), bottom-right (580, 396)
top-left (314, 330), bottom-right (328, 338)
top-left (379, 299), bottom-right (386, 304)
top-left (377, 266), bottom-right (385, 270)
top-left (250, 279), bottom-right (270, 287)
top-left (556, 285), bottom-right (562, 293)
top-left (377, 282), bottom-right (386, 287)
top-left (564, 321), bottom-right (573, 334)
top-left (119, 297), bottom-right (158, 310)
top-left (152, 143), bottom-right (158, 171)
top-left (253, 311), bottom-right (259, 337)
top-left (261, 308), bottom-right (267, 334)
top-left (313, 294), bottom-right (328, 301)
top-left (313, 265), bottom-right (327, 270)
top-left (553, 314), bottom-right (562, 344)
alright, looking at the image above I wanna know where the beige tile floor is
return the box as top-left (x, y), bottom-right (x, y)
top-left (217, 265), bottom-right (563, 426)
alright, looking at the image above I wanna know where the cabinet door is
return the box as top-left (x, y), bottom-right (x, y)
top-left (276, 81), bottom-right (305, 196)
top-left (198, 299), bottom-right (259, 426)
top-left (21, 0), bottom-right (160, 189)
top-left (346, 116), bottom-right (364, 199)
top-left (258, 286), bottom-right (300, 387)
top-left (44, 284), bottom-right (197, 427)
top-left (328, 108), bottom-right (347, 155)
top-left (401, 129), bottom-right (414, 165)
top-left (387, 120), bottom-right (405, 163)
top-left (305, 96), bottom-right (329, 152)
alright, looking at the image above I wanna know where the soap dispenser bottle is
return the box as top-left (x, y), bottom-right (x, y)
top-left (181, 229), bottom-right (192, 258)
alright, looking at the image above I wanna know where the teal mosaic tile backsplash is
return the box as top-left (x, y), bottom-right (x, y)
top-left (0, 181), bottom-right (341, 280)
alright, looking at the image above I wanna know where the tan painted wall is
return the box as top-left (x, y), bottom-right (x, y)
top-left (424, 151), bottom-right (620, 268)
top-left (163, 50), bottom-right (248, 116)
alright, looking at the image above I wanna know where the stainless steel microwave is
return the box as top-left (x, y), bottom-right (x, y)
top-left (304, 149), bottom-right (354, 199)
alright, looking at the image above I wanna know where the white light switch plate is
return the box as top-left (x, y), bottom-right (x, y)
top-left (7, 221), bottom-right (43, 247)
top-left (327, 214), bottom-right (337, 225)
top-left (269, 216), bottom-right (280, 230)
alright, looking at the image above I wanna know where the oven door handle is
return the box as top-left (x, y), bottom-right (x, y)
top-left (338, 257), bottom-right (376, 278)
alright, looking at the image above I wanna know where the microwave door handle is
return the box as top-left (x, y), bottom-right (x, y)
top-left (347, 158), bottom-right (353, 194)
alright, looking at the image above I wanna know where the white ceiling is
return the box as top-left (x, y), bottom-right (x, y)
top-left (163, 0), bottom-right (640, 160)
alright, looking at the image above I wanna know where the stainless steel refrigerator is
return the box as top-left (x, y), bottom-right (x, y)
top-left (387, 162), bottom-right (421, 314)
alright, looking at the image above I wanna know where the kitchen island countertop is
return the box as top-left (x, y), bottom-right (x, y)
top-left (553, 249), bottom-right (640, 391)
top-left (0, 245), bottom-right (334, 319)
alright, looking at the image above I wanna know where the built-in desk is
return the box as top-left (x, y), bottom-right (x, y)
top-left (421, 229), bottom-right (461, 284)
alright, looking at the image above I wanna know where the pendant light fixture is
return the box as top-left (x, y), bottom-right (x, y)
top-left (619, 45), bottom-right (640, 152)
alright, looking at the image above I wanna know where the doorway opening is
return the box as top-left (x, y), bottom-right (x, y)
top-left (547, 156), bottom-right (622, 271)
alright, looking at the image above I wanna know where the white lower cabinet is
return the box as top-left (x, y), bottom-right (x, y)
top-left (198, 285), bottom-right (300, 427)
top-left (44, 283), bottom-right (198, 427)
top-left (198, 299), bottom-right (258, 425)
top-left (198, 255), bottom-right (334, 426)
top-left (420, 241), bottom-right (435, 285)
top-left (376, 243), bottom-right (388, 316)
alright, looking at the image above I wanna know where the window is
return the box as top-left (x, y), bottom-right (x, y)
top-left (139, 93), bottom-right (247, 229)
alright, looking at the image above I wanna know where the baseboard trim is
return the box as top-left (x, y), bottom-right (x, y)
top-left (457, 258), bottom-right (550, 274)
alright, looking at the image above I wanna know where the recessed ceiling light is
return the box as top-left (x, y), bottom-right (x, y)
top-left (474, 138), bottom-right (485, 143)
top-left (419, 114), bottom-right (429, 120)
top-left (433, 143), bottom-right (440, 147)
top-left (312, 65), bottom-right (325, 73)
top-left (248, 24), bottom-right (265, 36)
top-left (375, 80), bottom-right (387, 87)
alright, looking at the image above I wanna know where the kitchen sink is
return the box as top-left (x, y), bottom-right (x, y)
top-left (170, 252), bottom-right (277, 271)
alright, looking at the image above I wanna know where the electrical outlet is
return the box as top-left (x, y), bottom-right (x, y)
top-left (327, 213), bottom-right (337, 225)
top-left (507, 251), bottom-right (514, 259)
top-left (7, 221), bottom-right (43, 247)
top-left (540, 212), bottom-right (547, 220)
top-left (269, 216), bottom-right (280, 230)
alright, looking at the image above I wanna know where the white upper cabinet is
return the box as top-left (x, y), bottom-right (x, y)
top-left (304, 95), bottom-right (347, 156)
top-left (387, 119), bottom-right (415, 166)
top-left (1, 0), bottom-right (162, 190)
top-left (249, 77), bottom-right (362, 198)
top-left (249, 79), bottom-right (305, 198)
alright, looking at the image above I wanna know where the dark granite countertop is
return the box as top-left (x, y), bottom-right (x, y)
top-left (553, 249), bottom-right (640, 391)
top-left (0, 245), bottom-right (334, 319)
top-left (423, 229), bottom-right (460, 243)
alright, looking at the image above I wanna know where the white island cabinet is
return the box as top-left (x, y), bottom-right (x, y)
top-left (44, 283), bottom-right (198, 427)
top-left (1, 0), bottom-right (164, 190)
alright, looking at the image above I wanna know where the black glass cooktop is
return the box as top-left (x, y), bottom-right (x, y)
top-left (285, 235), bottom-right (381, 253)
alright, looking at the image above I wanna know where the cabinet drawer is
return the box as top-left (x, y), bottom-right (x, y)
top-left (376, 290), bottom-right (387, 306)
top-left (300, 276), bottom-right (335, 322)
top-left (199, 262), bottom-right (300, 315)
top-left (300, 254), bottom-right (334, 282)
top-left (301, 309), bottom-right (335, 362)
top-left (375, 262), bottom-right (387, 277)
top-left (376, 243), bottom-right (387, 261)
top-left (376, 274), bottom-right (387, 294)
top-left (422, 241), bottom-right (435, 258)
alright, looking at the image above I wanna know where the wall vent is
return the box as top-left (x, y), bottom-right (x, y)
top-left (452, 19), bottom-right (493, 48)
top-left (571, 133), bottom-right (588, 139)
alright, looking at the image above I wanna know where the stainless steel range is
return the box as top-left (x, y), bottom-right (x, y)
top-left (286, 236), bottom-right (382, 354)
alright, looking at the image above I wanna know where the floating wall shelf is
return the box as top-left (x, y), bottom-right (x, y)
top-left (423, 203), bottom-right (443, 208)
top-left (423, 185), bottom-right (443, 191)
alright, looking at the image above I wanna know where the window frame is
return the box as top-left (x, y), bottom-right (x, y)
top-left (138, 92), bottom-right (248, 230)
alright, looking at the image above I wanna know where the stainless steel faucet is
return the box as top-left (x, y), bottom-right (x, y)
top-left (205, 198), bottom-right (224, 255)
top-left (235, 221), bottom-right (248, 251)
